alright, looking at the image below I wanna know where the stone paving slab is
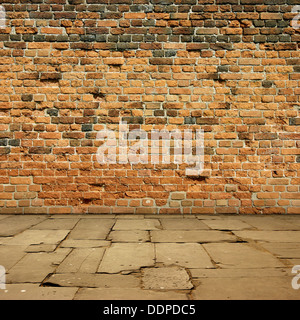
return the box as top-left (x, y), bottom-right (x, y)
top-left (237, 216), bottom-right (300, 231)
top-left (288, 259), bottom-right (300, 266)
top-left (202, 219), bottom-right (253, 230)
top-left (0, 237), bottom-right (12, 245)
top-left (45, 273), bottom-right (140, 288)
top-left (155, 243), bottom-right (214, 269)
top-left (159, 219), bottom-right (209, 230)
top-left (56, 248), bottom-right (105, 273)
top-left (25, 244), bottom-right (57, 253)
top-left (0, 245), bottom-right (28, 271)
top-left (234, 231), bottom-right (300, 243)
top-left (1, 230), bottom-right (70, 246)
top-left (0, 216), bottom-right (47, 236)
top-left (196, 215), bottom-right (223, 220)
top-left (108, 230), bottom-right (150, 242)
top-left (113, 215), bottom-right (144, 219)
top-left (60, 239), bottom-right (111, 248)
top-left (30, 218), bottom-right (79, 230)
top-left (113, 219), bottom-right (161, 230)
top-left (98, 243), bottom-right (155, 274)
top-left (0, 284), bottom-right (78, 300)
top-left (6, 248), bottom-right (71, 283)
top-left (151, 230), bottom-right (237, 243)
top-left (203, 243), bottom-right (285, 269)
top-left (68, 219), bottom-right (114, 240)
top-left (74, 288), bottom-right (188, 300)
top-left (260, 243), bottom-right (300, 259)
top-left (146, 215), bottom-right (196, 219)
top-left (192, 277), bottom-right (299, 300)
top-left (190, 268), bottom-right (291, 278)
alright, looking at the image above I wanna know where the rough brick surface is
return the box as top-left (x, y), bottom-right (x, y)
top-left (0, 0), bottom-right (299, 214)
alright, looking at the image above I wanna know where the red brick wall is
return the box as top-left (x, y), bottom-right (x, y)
top-left (0, 0), bottom-right (299, 214)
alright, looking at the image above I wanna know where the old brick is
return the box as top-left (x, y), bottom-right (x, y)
top-left (0, 1), bottom-right (299, 215)
top-left (149, 58), bottom-right (173, 65)
top-left (255, 133), bottom-right (278, 140)
top-left (29, 147), bottom-right (52, 154)
top-left (103, 58), bottom-right (125, 65)
top-left (290, 118), bottom-right (300, 126)
top-left (40, 73), bottom-right (62, 81)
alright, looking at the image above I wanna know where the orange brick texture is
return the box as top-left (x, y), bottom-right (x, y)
top-left (0, 0), bottom-right (299, 215)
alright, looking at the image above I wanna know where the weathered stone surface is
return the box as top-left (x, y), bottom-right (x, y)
top-left (196, 216), bottom-right (222, 220)
top-left (0, 237), bottom-right (12, 245)
top-left (150, 230), bottom-right (237, 243)
top-left (108, 231), bottom-right (150, 242)
top-left (1, 230), bottom-right (70, 246)
top-left (60, 239), bottom-right (110, 248)
top-left (239, 217), bottom-right (300, 231)
top-left (202, 219), bottom-right (252, 230)
top-left (286, 258), bottom-right (300, 267)
top-left (155, 243), bottom-right (214, 269)
top-left (113, 219), bottom-right (161, 230)
top-left (260, 243), bottom-right (300, 259)
top-left (56, 248), bottom-right (105, 273)
top-left (0, 216), bottom-right (47, 236)
top-left (113, 215), bottom-right (144, 219)
top-left (25, 244), bottom-right (57, 253)
top-left (30, 218), bottom-right (79, 230)
top-left (1, 214), bottom-right (300, 301)
top-left (142, 267), bottom-right (193, 290)
top-left (45, 273), bottom-right (140, 288)
top-left (98, 243), bottom-right (155, 274)
top-left (6, 248), bottom-right (71, 283)
top-left (160, 219), bottom-right (209, 230)
top-left (68, 219), bottom-right (114, 240)
top-left (190, 268), bottom-right (291, 278)
top-left (0, 284), bottom-right (78, 300)
top-left (0, 245), bottom-right (27, 270)
top-left (203, 243), bottom-right (285, 269)
top-left (192, 277), bottom-right (300, 300)
top-left (74, 288), bottom-right (188, 300)
top-left (149, 215), bottom-right (196, 219)
top-left (234, 231), bottom-right (300, 243)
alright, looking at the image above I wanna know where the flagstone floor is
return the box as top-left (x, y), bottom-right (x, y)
top-left (0, 214), bottom-right (300, 300)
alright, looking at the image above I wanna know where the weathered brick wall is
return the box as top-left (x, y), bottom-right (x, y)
top-left (0, 0), bottom-right (299, 215)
